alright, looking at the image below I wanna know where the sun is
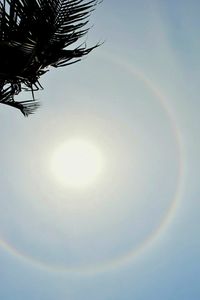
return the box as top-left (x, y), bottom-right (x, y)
top-left (50, 138), bottom-right (105, 188)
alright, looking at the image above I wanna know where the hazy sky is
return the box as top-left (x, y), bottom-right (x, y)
top-left (0, 1), bottom-right (200, 299)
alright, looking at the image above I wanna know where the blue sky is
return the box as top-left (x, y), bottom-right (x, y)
top-left (0, 0), bottom-right (200, 299)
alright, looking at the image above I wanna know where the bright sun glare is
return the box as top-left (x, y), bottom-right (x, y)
top-left (50, 138), bottom-right (105, 188)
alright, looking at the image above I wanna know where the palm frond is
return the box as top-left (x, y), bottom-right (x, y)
top-left (0, 0), bottom-right (100, 116)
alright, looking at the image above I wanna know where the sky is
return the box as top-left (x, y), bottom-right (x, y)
top-left (0, 0), bottom-right (200, 299)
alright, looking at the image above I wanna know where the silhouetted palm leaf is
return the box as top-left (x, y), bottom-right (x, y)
top-left (0, 0), bottom-right (100, 116)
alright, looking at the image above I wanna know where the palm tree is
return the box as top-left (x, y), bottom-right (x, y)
top-left (0, 0), bottom-right (100, 116)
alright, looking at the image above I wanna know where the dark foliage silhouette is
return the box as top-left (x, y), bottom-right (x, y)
top-left (0, 0), bottom-right (100, 116)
